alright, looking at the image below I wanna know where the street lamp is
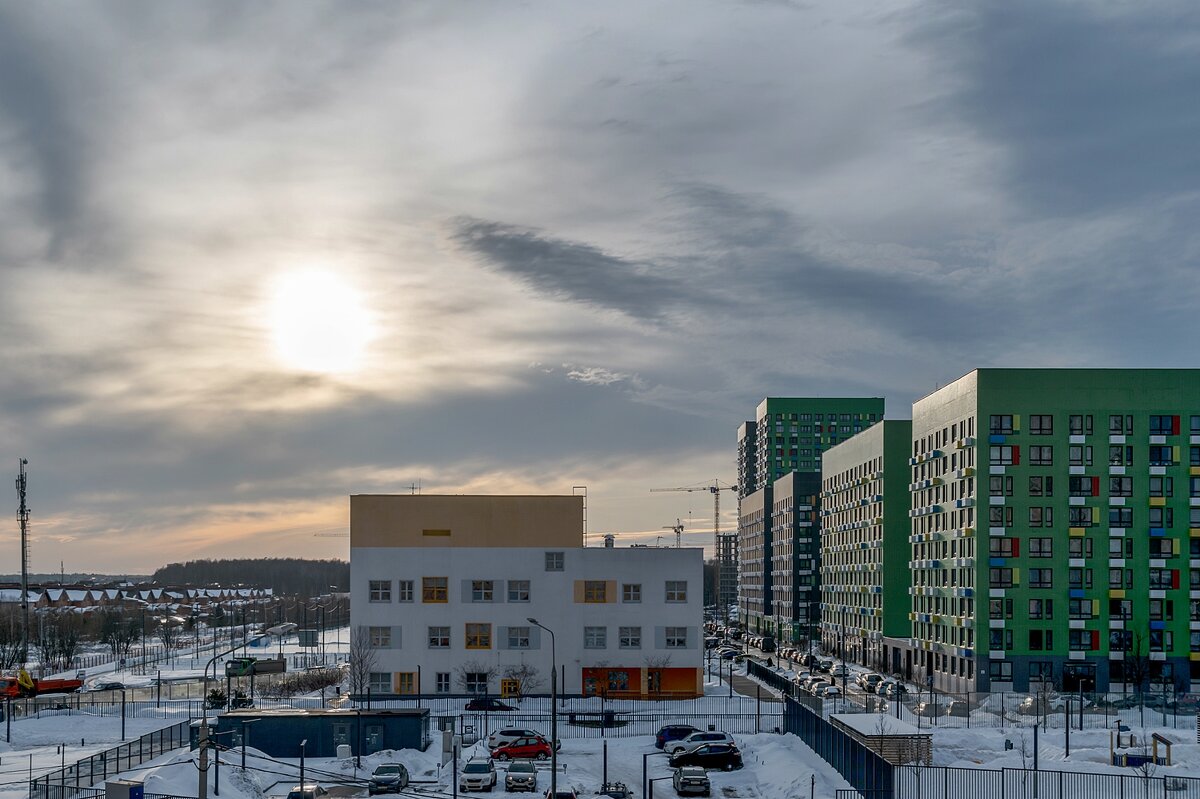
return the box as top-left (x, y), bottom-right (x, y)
top-left (527, 618), bottom-right (557, 799)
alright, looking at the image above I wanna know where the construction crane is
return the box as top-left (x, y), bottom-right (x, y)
top-left (649, 479), bottom-right (738, 555)
top-left (663, 518), bottom-right (685, 548)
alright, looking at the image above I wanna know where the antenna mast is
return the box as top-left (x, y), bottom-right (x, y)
top-left (16, 458), bottom-right (30, 665)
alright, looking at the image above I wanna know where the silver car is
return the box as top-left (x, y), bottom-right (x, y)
top-left (673, 766), bottom-right (711, 796)
top-left (459, 758), bottom-right (497, 792)
top-left (505, 761), bottom-right (538, 792)
top-left (664, 731), bottom-right (735, 756)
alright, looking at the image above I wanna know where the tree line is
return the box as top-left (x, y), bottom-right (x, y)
top-left (152, 557), bottom-right (348, 597)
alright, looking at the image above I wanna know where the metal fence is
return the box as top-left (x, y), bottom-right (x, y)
top-left (782, 694), bottom-right (894, 796)
top-left (835, 765), bottom-right (1200, 799)
top-left (28, 720), bottom-right (191, 799)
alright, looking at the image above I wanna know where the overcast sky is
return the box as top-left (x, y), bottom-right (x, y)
top-left (2, 1), bottom-right (1198, 573)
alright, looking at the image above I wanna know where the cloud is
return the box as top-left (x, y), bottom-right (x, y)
top-left (449, 216), bottom-right (699, 320)
top-left (566, 366), bottom-right (641, 387)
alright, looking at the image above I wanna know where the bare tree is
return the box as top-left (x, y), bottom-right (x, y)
top-left (1123, 630), bottom-right (1152, 696)
top-left (157, 619), bottom-right (184, 666)
top-left (348, 626), bottom-right (378, 695)
top-left (501, 663), bottom-right (544, 696)
top-left (456, 659), bottom-right (499, 694)
top-left (33, 612), bottom-right (84, 673)
top-left (0, 606), bottom-right (24, 669)
top-left (99, 610), bottom-right (141, 661)
top-left (644, 654), bottom-right (673, 668)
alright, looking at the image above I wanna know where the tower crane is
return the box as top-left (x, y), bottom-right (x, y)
top-left (663, 518), bottom-right (685, 548)
top-left (649, 479), bottom-right (738, 555)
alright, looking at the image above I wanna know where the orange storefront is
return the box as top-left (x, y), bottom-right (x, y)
top-left (581, 667), bottom-right (702, 698)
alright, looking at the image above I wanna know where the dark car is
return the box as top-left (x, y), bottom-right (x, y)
top-left (597, 782), bottom-right (633, 799)
top-left (368, 763), bottom-right (410, 795)
top-left (668, 743), bottom-right (743, 771)
top-left (656, 724), bottom-right (701, 749)
top-left (466, 697), bottom-right (516, 712)
top-left (673, 766), bottom-right (711, 796)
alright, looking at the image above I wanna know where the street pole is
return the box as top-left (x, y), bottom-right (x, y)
top-left (300, 739), bottom-right (307, 791)
top-left (198, 719), bottom-right (209, 799)
top-left (528, 618), bottom-right (557, 799)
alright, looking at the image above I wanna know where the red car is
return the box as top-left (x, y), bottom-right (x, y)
top-left (492, 736), bottom-right (553, 761)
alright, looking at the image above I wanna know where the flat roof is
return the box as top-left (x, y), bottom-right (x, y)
top-left (217, 708), bottom-right (429, 718)
top-left (830, 713), bottom-right (924, 737)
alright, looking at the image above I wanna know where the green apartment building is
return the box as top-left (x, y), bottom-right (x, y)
top-left (819, 420), bottom-right (913, 674)
top-left (910, 369), bottom-right (1200, 694)
top-left (737, 397), bottom-right (884, 638)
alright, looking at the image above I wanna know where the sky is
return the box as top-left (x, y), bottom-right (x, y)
top-left (2, 0), bottom-right (1198, 573)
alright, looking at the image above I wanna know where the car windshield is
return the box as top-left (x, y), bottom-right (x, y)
top-left (509, 763), bottom-right (536, 773)
top-left (464, 763), bottom-right (491, 773)
top-left (374, 766), bottom-right (402, 775)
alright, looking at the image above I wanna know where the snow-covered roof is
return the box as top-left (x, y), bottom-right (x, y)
top-left (831, 713), bottom-right (924, 737)
top-left (0, 589), bottom-right (40, 602)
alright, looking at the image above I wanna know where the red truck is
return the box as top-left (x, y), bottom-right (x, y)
top-left (0, 670), bottom-right (83, 698)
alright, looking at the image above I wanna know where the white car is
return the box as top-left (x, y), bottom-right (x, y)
top-left (487, 727), bottom-right (552, 750)
top-left (664, 731), bottom-right (735, 756)
top-left (819, 685), bottom-right (842, 700)
top-left (459, 758), bottom-right (497, 792)
top-left (829, 664), bottom-right (848, 679)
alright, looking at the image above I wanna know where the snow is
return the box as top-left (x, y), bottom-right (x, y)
top-left (831, 713), bottom-right (922, 737)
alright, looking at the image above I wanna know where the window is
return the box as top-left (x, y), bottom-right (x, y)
top-left (584, 581), bottom-right (607, 603)
top-left (1028, 599), bottom-right (1052, 619)
top-left (471, 580), bottom-right (494, 602)
top-left (1110, 630), bottom-right (1132, 652)
top-left (368, 626), bottom-right (392, 648)
top-left (1110, 599), bottom-right (1132, 620)
top-left (1029, 446), bottom-right (1053, 466)
top-left (665, 581), bottom-right (688, 603)
top-left (1028, 476), bottom-right (1053, 497)
top-left (1149, 477), bottom-right (1174, 497)
top-left (1067, 506), bottom-right (1093, 527)
top-left (1109, 445), bottom-right (1134, 466)
top-left (436, 672), bottom-right (451, 694)
top-left (1109, 476), bottom-right (1133, 496)
top-left (369, 580), bottom-right (391, 602)
top-left (989, 538), bottom-right (1016, 558)
top-left (1109, 508), bottom-right (1133, 528)
top-left (464, 672), bottom-right (489, 694)
top-left (397, 580), bottom-right (414, 602)
top-left (1069, 631), bottom-right (1096, 651)
top-left (507, 626), bottom-right (531, 649)
top-left (1193, 415), bottom-right (1200, 434)
top-left (1029, 538), bottom-right (1053, 558)
top-left (396, 672), bottom-right (416, 695)
top-left (990, 446), bottom-right (1016, 465)
top-left (1149, 508), bottom-right (1173, 528)
top-left (1068, 537), bottom-right (1093, 558)
top-left (1150, 538), bottom-right (1174, 558)
top-left (1068, 476), bottom-right (1095, 497)
top-left (584, 626), bottom-right (607, 649)
top-left (990, 415), bottom-right (1014, 435)
top-left (619, 626), bottom-right (641, 649)
top-left (1193, 446), bottom-right (1200, 467)
top-left (1150, 415), bottom-right (1176, 435)
top-left (1110, 537), bottom-right (1134, 558)
top-left (989, 506), bottom-right (1014, 527)
top-left (1192, 508), bottom-right (1200, 528)
top-left (423, 577), bottom-right (448, 603)
top-left (989, 660), bottom-right (1013, 682)
top-left (368, 672), bottom-right (391, 694)
top-left (989, 568), bottom-right (1013, 588)
top-left (1029, 630), bottom-right (1048, 651)
top-left (1108, 568), bottom-right (1133, 589)
top-left (428, 626), bottom-right (450, 649)
top-left (1068, 568), bottom-right (1092, 589)
top-left (1029, 568), bottom-right (1053, 588)
top-left (1069, 415), bottom-right (1093, 436)
top-left (1028, 507), bottom-right (1052, 527)
top-left (1149, 599), bottom-right (1173, 621)
top-left (665, 626), bottom-right (688, 648)
top-left (1068, 445), bottom-right (1093, 467)
top-left (989, 598), bottom-right (1013, 619)
top-left (990, 475), bottom-right (1013, 497)
top-left (989, 629), bottom-right (1013, 651)
top-left (622, 583), bottom-right (642, 603)
top-left (1191, 477), bottom-right (1200, 497)
top-left (508, 580), bottom-right (531, 602)
top-left (1149, 631), bottom-right (1172, 652)
top-left (1150, 446), bottom-right (1174, 466)
top-left (1029, 415), bottom-right (1053, 435)
top-left (545, 552), bottom-right (565, 571)
top-left (1149, 569), bottom-right (1175, 589)
top-left (1109, 415), bottom-right (1133, 434)
top-left (465, 623), bottom-right (492, 649)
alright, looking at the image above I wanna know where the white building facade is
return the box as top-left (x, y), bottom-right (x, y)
top-left (350, 494), bottom-right (704, 697)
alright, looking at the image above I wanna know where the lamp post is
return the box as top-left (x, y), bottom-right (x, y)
top-left (527, 618), bottom-right (557, 799)
top-left (299, 738), bottom-right (308, 793)
top-left (641, 751), bottom-right (670, 798)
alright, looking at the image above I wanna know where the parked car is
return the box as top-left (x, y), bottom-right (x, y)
top-left (493, 737), bottom-right (553, 761)
top-left (800, 653), bottom-right (817, 668)
top-left (807, 677), bottom-right (833, 695)
top-left (816, 660), bottom-right (834, 673)
top-left (718, 650), bottom-right (738, 661)
top-left (466, 698), bottom-right (516, 712)
top-left (489, 728), bottom-right (560, 750)
top-left (912, 701), bottom-right (941, 718)
top-left (87, 681), bottom-right (125, 692)
top-left (819, 685), bottom-right (842, 700)
top-left (459, 758), bottom-right (498, 792)
top-left (673, 766), bottom-right (711, 796)
top-left (882, 683), bottom-right (908, 699)
top-left (859, 674), bottom-right (884, 693)
top-left (369, 763), bottom-right (410, 795)
top-left (656, 724), bottom-right (701, 749)
top-left (760, 636), bottom-right (776, 653)
top-left (286, 785), bottom-right (328, 799)
top-left (829, 664), bottom-right (848, 679)
top-left (597, 782), bottom-right (633, 799)
top-left (665, 731), bottom-right (735, 756)
top-left (504, 761), bottom-right (539, 792)
top-left (668, 743), bottom-right (743, 771)
top-left (945, 700), bottom-right (970, 718)
top-left (545, 791), bottom-right (579, 799)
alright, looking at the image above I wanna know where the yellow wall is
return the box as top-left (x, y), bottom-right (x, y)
top-left (350, 495), bottom-right (583, 548)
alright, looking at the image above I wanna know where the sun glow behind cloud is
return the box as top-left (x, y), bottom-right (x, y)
top-left (268, 269), bottom-right (375, 375)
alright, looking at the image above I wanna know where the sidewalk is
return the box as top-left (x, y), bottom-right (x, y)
top-left (729, 669), bottom-right (783, 702)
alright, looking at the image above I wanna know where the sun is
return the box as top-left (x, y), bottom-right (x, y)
top-left (268, 269), bottom-right (375, 374)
